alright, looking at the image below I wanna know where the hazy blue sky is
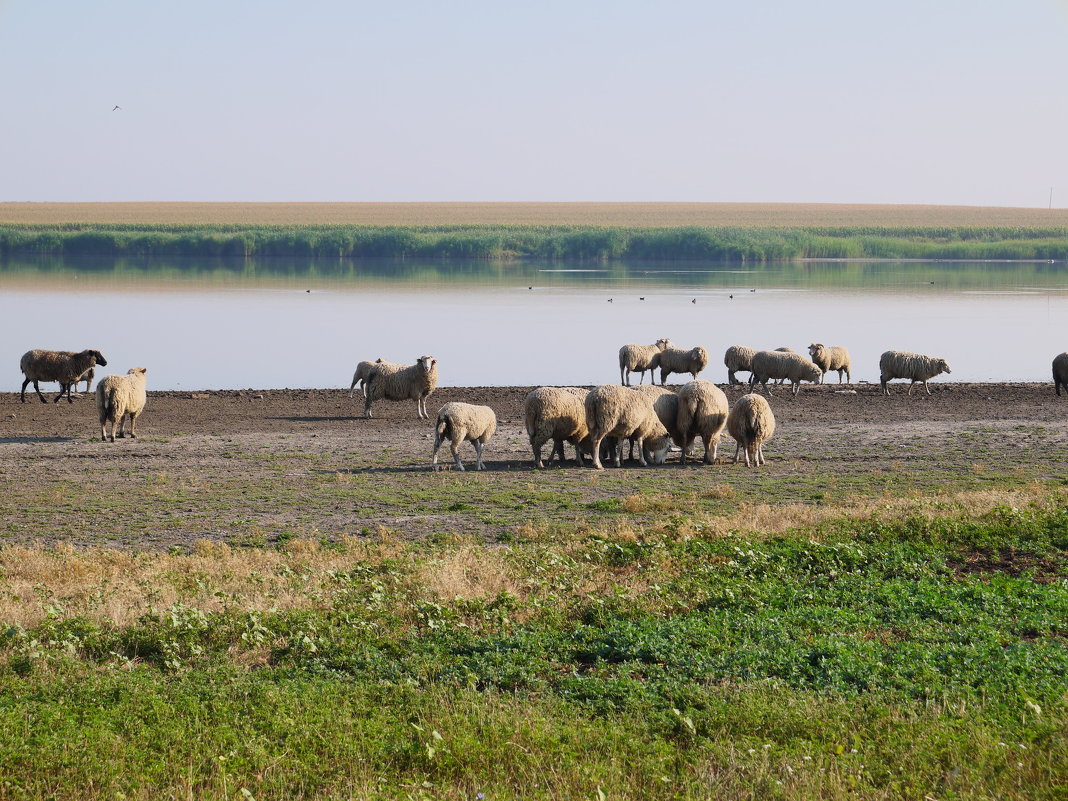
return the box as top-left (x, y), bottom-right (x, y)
top-left (2, 1), bottom-right (1066, 206)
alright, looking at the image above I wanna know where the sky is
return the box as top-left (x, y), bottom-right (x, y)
top-left (2, 0), bottom-right (1067, 206)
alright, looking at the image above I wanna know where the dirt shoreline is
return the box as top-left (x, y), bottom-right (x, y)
top-left (1, 382), bottom-right (1066, 551)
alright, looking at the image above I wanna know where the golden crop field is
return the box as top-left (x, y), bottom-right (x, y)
top-left (2, 201), bottom-right (1068, 228)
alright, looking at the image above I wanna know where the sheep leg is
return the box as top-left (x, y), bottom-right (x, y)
top-left (621, 366), bottom-right (628, 386)
top-left (757, 444), bottom-right (766, 466)
top-left (364, 396), bottom-right (373, 418)
top-left (431, 430), bottom-right (445, 468)
top-left (924, 380), bottom-right (932, 395)
top-left (474, 440), bottom-right (486, 471)
top-left (791, 381), bottom-right (800, 396)
top-left (531, 437), bottom-right (546, 469)
top-left (128, 412), bottom-right (139, 438)
top-left (635, 436), bottom-right (647, 466)
top-left (907, 381), bottom-right (916, 397)
top-left (450, 439), bottom-right (465, 471)
top-left (732, 442), bottom-right (741, 464)
top-left (590, 435), bottom-right (605, 470)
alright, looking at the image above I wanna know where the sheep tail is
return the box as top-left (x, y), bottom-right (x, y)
top-left (434, 412), bottom-right (450, 443)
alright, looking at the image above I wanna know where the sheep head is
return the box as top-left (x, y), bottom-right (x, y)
top-left (86, 350), bottom-right (108, 367)
top-left (417, 355), bottom-right (437, 374)
top-left (655, 338), bottom-right (672, 351)
top-left (938, 359), bottom-right (952, 375)
top-left (127, 367), bottom-right (148, 376)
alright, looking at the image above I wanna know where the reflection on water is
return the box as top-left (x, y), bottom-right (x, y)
top-left (1, 256), bottom-right (1065, 390)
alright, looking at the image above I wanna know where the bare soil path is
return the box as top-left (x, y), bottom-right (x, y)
top-left (1, 383), bottom-right (1065, 550)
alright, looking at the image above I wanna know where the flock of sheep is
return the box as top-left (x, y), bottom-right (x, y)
top-left (18, 349), bottom-right (147, 442)
top-left (349, 341), bottom-right (1068, 471)
top-left (15, 343), bottom-right (1068, 472)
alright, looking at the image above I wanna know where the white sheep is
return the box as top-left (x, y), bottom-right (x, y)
top-left (585, 384), bottom-right (672, 470)
top-left (808, 343), bottom-right (852, 384)
top-left (364, 355), bottom-right (439, 419)
top-left (524, 386), bottom-right (591, 468)
top-left (19, 349), bottom-right (108, 404)
top-left (676, 380), bottom-right (729, 464)
top-left (348, 358), bottom-right (383, 398)
top-left (879, 350), bottom-right (951, 396)
top-left (659, 345), bottom-right (709, 384)
top-left (96, 367), bottom-right (148, 442)
top-left (727, 393), bottom-right (775, 468)
top-left (1055, 352), bottom-right (1068, 396)
top-left (724, 345), bottom-right (756, 385)
top-left (748, 350), bottom-right (822, 396)
top-left (432, 402), bottom-right (496, 471)
top-left (619, 338), bottom-right (671, 386)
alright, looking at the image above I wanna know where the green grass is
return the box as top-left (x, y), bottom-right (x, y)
top-left (2, 222), bottom-right (1068, 262)
top-left (0, 505), bottom-right (1065, 799)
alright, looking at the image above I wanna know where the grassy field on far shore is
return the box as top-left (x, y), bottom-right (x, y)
top-left (3, 201), bottom-right (1068, 228)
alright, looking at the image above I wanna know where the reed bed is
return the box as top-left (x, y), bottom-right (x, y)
top-left (2, 221), bottom-right (1067, 261)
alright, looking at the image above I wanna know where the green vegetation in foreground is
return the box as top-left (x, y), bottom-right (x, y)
top-left (2, 222), bottom-right (1068, 261)
top-left (0, 504), bottom-right (1065, 799)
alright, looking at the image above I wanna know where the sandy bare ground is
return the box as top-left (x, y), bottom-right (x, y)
top-left (1, 382), bottom-right (1066, 550)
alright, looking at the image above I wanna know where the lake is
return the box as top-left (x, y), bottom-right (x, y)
top-left (1, 257), bottom-right (1065, 391)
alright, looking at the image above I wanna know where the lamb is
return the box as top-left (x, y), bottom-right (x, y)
top-left (748, 350), bottom-right (822, 396)
top-left (524, 386), bottom-right (591, 468)
top-left (96, 367), bottom-right (148, 442)
top-left (879, 350), bottom-right (952, 396)
top-left (724, 345), bottom-right (756, 385)
top-left (74, 366), bottom-right (95, 394)
top-left (348, 358), bottom-right (383, 398)
top-left (676, 380), bottom-right (730, 464)
top-left (364, 355), bottom-right (438, 419)
top-left (1055, 352), bottom-right (1068, 396)
top-left (659, 345), bottom-right (709, 384)
top-left (727, 393), bottom-right (776, 468)
top-left (808, 343), bottom-right (852, 384)
top-left (619, 338), bottom-right (671, 386)
top-left (19, 349), bottom-right (108, 404)
top-left (585, 384), bottom-right (673, 469)
top-left (432, 402), bottom-right (496, 471)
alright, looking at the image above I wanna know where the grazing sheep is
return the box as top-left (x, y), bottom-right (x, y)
top-left (524, 386), bottom-right (591, 468)
top-left (432, 402), bottom-right (496, 471)
top-left (364, 355), bottom-right (438, 419)
top-left (748, 350), bottom-right (822, 396)
top-left (727, 393), bottom-right (776, 468)
top-left (74, 366), bottom-right (95, 394)
top-left (1055, 352), bottom-right (1068, 396)
top-left (676, 380), bottom-right (729, 464)
top-left (772, 347), bottom-right (795, 384)
top-left (19, 349), bottom-right (108, 404)
top-left (619, 338), bottom-right (671, 386)
top-left (724, 345), bottom-right (756, 385)
top-left (659, 345), bottom-right (709, 384)
top-left (348, 358), bottom-right (383, 398)
top-left (879, 350), bottom-right (952, 396)
top-left (96, 367), bottom-right (148, 442)
top-left (808, 343), bottom-right (852, 384)
top-left (585, 385), bottom-right (672, 470)
top-left (633, 385), bottom-right (682, 442)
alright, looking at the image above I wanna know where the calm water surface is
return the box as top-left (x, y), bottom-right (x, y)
top-left (1, 258), bottom-right (1065, 390)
